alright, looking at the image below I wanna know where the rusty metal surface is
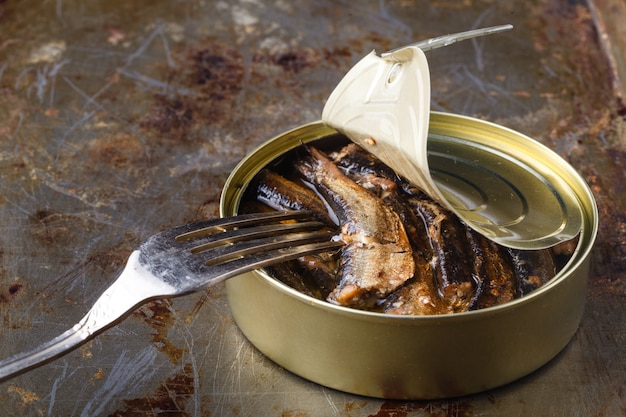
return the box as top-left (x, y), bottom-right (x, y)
top-left (0, 0), bottom-right (624, 415)
top-left (587, 0), bottom-right (626, 109)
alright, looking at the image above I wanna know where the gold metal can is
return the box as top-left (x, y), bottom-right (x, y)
top-left (220, 112), bottom-right (598, 399)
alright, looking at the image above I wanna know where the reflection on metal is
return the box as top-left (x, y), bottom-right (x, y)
top-left (382, 24), bottom-right (513, 55)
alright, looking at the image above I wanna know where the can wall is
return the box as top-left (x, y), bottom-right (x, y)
top-left (0, 0), bottom-right (624, 415)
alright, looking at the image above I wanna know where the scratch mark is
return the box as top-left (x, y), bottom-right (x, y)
top-left (11, 111), bottom-right (24, 142)
top-left (15, 59), bottom-right (69, 104)
top-left (0, 62), bottom-right (7, 82)
top-left (322, 388), bottom-right (340, 416)
top-left (469, 7), bottom-right (496, 72)
top-left (40, 21), bottom-right (180, 121)
top-left (48, 58), bottom-right (70, 78)
top-left (47, 64), bottom-right (64, 106)
top-left (461, 66), bottom-right (497, 103)
top-left (125, 22), bottom-right (168, 68)
top-left (157, 29), bottom-right (176, 69)
top-left (80, 346), bottom-right (159, 417)
top-left (210, 324), bottom-right (225, 395)
top-left (45, 361), bottom-right (68, 417)
top-left (118, 69), bottom-right (205, 98)
top-left (48, 361), bottom-right (68, 416)
top-left (84, 75), bottom-right (121, 108)
top-left (175, 315), bottom-right (201, 416)
top-left (61, 75), bottom-right (104, 110)
top-left (377, 0), bottom-right (413, 40)
top-left (0, 192), bottom-right (35, 218)
top-left (61, 76), bottom-right (126, 124)
top-left (56, 111), bottom-right (98, 148)
top-left (14, 66), bottom-right (35, 90)
top-left (34, 67), bottom-right (49, 103)
top-left (56, 0), bottom-right (63, 21)
top-left (542, 62), bottom-right (558, 78)
top-left (471, 37), bottom-right (486, 72)
top-left (231, 341), bottom-right (247, 406)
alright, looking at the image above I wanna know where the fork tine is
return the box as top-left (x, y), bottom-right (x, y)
top-left (203, 230), bottom-right (338, 266)
top-left (199, 240), bottom-right (344, 284)
top-left (175, 210), bottom-right (315, 241)
top-left (187, 221), bottom-right (328, 254)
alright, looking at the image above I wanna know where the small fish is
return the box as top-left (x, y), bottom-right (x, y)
top-left (331, 143), bottom-right (427, 250)
top-left (465, 228), bottom-right (517, 310)
top-left (252, 169), bottom-right (341, 298)
top-left (331, 143), bottom-right (422, 197)
top-left (508, 248), bottom-right (556, 297)
top-left (265, 255), bottom-right (339, 300)
top-left (331, 144), bottom-right (444, 314)
top-left (409, 198), bottom-right (477, 312)
top-left (296, 146), bottom-right (415, 308)
top-left (253, 169), bottom-right (336, 226)
top-left (382, 266), bottom-right (451, 315)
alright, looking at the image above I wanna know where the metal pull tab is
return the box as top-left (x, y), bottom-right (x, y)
top-left (381, 24), bottom-right (513, 56)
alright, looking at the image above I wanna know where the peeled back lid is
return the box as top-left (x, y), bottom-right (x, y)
top-left (321, 30), bottom-right (582, 249)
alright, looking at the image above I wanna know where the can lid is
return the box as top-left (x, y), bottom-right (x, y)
top-left (427, 113), bottom-right (583, 249)
top-left (322, 30), bottom-right (581, 249)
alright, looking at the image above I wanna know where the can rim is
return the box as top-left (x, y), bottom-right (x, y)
top-left (220, 113), bottom-right (598, 321)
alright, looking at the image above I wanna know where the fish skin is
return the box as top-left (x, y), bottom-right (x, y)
top-left (331, 143), bottom-right (399, 184)
top-left (382, 263), bottom-right (451, 315)
top-left (507, 247), bottom-right (556, 297)
top-left (331, 143), bottom-right (431, 256)
top-left (265, 262), bottom-right (323, 299)
top-left (409, 198), bottom-right (477, 312)
top-left (296, 146), bottom-right (415, 308)
top-left (253, 169), bottom-right (337, 226)
top-left (253, 169), bottom-right (341, 297)
top-left (466, 228), bottom-right (517, 310)
top-left (331, 144), bottom-right (445, 314)
top-left (331, 143), bottom-right (423, 197)
top-left (265, 254), bottom-right (339, 300)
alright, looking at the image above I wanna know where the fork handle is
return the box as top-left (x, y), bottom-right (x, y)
top-left (0, 325), bottom-right (90, 381)
top-left (0, 251), bottom-right (176, 381)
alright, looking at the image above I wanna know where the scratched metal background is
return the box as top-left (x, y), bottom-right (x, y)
top-left (0, 0), bottom-right (625, 416)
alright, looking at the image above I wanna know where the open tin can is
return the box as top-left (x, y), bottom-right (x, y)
top-left (219, 112), bottom-right (598, 399)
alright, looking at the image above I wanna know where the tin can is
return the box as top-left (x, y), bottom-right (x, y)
top-left (220, 112), bottom-right (598, 399)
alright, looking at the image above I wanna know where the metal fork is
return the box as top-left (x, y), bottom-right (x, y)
top-left (0, 210), bottom-right (341, 381)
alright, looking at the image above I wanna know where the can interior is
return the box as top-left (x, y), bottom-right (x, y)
top-left (220, 113), bottom-right (598, 318)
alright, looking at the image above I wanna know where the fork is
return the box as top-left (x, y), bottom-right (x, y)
top-left (0, 210), bottom-right (342, 381)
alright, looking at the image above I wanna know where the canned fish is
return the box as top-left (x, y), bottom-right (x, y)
top-left (220, 112), bottom-right (597, 399)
